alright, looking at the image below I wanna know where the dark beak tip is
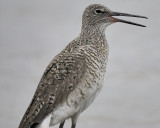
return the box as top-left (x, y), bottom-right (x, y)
top-left (143, 16), bottom-right (148, 19)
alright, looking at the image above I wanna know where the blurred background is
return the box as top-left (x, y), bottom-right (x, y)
top-left (0, 0), bottom-right (159, 128)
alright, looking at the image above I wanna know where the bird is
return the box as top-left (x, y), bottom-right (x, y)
top-left (18, 4), bottom-right (147, 128)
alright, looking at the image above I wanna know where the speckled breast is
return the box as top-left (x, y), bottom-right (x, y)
top-left (69, 45), bottom-right (109, 112)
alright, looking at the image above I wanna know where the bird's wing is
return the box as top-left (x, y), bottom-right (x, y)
top-left (19, 50), bottom-right (86, 128)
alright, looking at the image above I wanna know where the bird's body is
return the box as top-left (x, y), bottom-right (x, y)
top-left (49, 32), bottom-right (109, 126)
top-left (19, 26), bottom-right (109, 128)
top-left (19, 4), bottom-right (147, 128)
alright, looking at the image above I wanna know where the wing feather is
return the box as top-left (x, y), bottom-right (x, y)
top-left (19, 50), bottom-right (86, 128)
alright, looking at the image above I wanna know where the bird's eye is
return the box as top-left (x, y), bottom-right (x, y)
top-left (95, 9), bottom-right (103, 14)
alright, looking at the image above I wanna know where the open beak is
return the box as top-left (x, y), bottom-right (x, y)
top-left (110, 11), bottom-right (148, 27)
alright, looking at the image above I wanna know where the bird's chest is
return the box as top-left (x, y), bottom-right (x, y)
top-left (69, 48), bottom-right (108, 111)
top-left (82, 54), bottom-right (107, 97)
top-left (83, 46), bottom-right (108, 88)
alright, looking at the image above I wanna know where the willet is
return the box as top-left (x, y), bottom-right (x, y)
top-left (19, 4), bottom-right (147, 128)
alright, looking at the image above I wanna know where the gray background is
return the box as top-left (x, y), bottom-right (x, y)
top-left (0, 0), bottom-right (159, 128)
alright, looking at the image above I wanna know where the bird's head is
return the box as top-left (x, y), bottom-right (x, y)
top-left (82, 4), bottom-right (147, 30)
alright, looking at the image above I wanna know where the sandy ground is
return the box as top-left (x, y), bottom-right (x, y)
top-left (0, 0), bottom-right (160, 128)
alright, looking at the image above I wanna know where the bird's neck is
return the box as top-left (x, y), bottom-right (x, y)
top-left (63, 25), bottom-right (108, 54)
top-left (80, 25), bottom-right (107, 47)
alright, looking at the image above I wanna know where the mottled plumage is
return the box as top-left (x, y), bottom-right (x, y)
top-left (19, 4), bottom-right (147, 128)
